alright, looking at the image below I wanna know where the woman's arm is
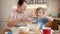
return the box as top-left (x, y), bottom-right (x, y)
top-left (7, 16), bottom-right (32, 27)
top-left (7, 16), bottom-right (22, 27)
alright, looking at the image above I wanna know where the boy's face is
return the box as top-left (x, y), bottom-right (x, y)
top-left (37, 9), bottom-right (44, 16)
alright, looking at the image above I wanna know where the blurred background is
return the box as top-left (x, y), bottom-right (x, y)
top-left (0, 0), bottom-right (60, 30)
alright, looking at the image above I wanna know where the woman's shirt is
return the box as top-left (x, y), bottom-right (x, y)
top-left (9, 9), bottom-right (30, 26)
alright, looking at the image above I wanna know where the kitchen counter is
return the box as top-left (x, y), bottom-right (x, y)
top-left (0, 27), bottom-right (40, 34)
top-left (0, 29), bottom-right (5, 34)
top-left (53, 18), bottom-right (60, 20)
top-left (0, 28), bottom-right (60, 34)
top-left (0, 30), bottom-right (40, 34)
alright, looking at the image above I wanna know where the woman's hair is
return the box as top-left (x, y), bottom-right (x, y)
top-left (17, 0), bottom-right (27, 6)
top-left (36, 7), bottom-right (45, 14)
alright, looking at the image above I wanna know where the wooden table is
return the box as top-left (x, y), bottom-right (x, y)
top-left (0, 29), bottom-right (5, 34)
top-left (0, 29), bottom-right (40, 34)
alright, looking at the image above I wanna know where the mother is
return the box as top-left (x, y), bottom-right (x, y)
top-left (7, 0), bottom-right (31, 27)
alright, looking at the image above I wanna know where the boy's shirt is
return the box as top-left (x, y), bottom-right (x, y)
top-left (32, 17), bottom-right (48, 28)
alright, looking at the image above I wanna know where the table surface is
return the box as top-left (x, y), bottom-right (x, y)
top-left (0, 29), bottom-right (40, 34)
top-left (0, 28), bottom-right (60, 34)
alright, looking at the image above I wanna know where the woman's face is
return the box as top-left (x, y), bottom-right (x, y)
top-left (17, 2), bottom-right (27, 13)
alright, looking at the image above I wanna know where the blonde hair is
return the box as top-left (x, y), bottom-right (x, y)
top-left (36, 7), bottom-right (45, 14)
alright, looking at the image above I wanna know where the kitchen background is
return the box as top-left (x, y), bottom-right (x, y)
top-left (0, 0), bottom-right (60, 30)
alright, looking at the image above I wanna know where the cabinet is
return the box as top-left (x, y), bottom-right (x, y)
top-left (58, 8), bottom-right (60, 18)
top-left (26, 0), bottom-right (49, 4)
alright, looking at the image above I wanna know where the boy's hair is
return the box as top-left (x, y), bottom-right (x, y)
top-left (36, 7), bottom-right (45, 14)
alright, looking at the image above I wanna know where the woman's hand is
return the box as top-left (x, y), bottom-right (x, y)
top-left (7, 19), bottom-right (22, 27)
top-left (7, 16), bottom-right (22, 27)
top-left (7, 14), bottom-right (32, 27)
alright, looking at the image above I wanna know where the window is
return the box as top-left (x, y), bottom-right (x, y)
top-left (26, 0), bottom-right (49, 4)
